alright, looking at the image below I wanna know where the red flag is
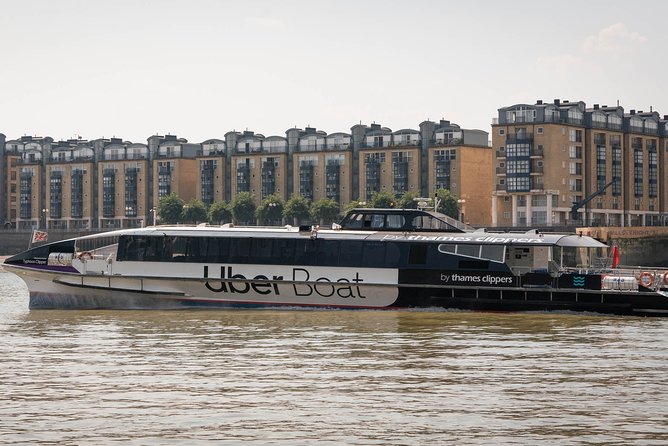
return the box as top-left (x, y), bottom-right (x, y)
top-left (611, 245), bottom-right (620, 269)
top-left (31, 230), bottom-right (48, 244)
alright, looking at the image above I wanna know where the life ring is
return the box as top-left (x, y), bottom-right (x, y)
top-left (663, 271), bottom-right (668, 286)
top-left (638, 271), bottom-right (654, 288)
top-left (78, 251), bottom-right (92, 261)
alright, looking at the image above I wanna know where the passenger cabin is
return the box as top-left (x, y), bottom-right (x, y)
top-left (338, 208), bottom-right (469, 233)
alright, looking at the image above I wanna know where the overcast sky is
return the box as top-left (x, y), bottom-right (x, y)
top-left (1, 0), bottom-right (666, 143)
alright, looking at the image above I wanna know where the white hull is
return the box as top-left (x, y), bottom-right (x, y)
top-left (6, 263), bottom-right (400, 309)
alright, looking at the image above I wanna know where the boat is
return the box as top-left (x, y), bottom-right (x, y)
top-left (4, 208), bottom-right (668, 316)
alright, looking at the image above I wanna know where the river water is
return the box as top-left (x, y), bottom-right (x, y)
top-left (1, 269), bottom-right (668, 445)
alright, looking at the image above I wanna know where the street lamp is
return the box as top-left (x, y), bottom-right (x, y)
top-left (41, 208), bottom-right (48, 230)
top-left (457, 199), bottom-right (466, 223)
top-left (149, 208), bottom-right (157, 226)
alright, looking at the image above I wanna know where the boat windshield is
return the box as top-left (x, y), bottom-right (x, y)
top-left (75, 235), bottom-right (119, 260)
top-left (557, 246), bottom-right (610, 270)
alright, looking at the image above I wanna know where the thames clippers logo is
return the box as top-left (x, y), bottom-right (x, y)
top-left (572, 275), bottom-right (586, 287)
top-left (203, 266), bottom-right (367, 298)
top-left (440, 272), bottom-right (515, 286)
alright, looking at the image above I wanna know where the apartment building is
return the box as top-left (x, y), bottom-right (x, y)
top-left (98, 140), bottom-right (150, 229)
top-left (292, 129), bottom-right (353, 204)
top-left (2, 119), bottom-right (491, 229)
top-left (492, 99), bottom-right (668, 227)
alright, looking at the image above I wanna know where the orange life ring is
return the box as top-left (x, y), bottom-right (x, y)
top-left (78, 251), bottom-right (92, 260)
top-left (638, 271), bottom-right (654, 288)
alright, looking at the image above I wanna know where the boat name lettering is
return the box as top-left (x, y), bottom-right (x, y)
top-left (440, 273), bottom-right (514, 286)
top-left (381, 235), bottom-right (543, 244)
top-left (203, 266), bottom-right (367, 298)
top-left (22, 259), bottom-right (47, 265)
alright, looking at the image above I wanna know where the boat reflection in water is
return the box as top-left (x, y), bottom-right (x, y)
top-left (4, 208), bottom-right (668, 316)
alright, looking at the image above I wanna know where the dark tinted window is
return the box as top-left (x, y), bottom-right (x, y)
top-left (273, 238), bottom-right (294, 264)
top-left (339, 240), bottom-right (363, 266)
top-left (409, 244), bottom-right (427, 264)
top-left (229, 238), bottom-right (251, 262)
top-left (316, 240), bottom-right (340, 266)
top-left (362, 241), bottom-right (386, 267)
top-left (294, 239), bottom-right (317, 264)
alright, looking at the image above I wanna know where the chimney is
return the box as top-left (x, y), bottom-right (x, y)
top-left (536, 100), bottom-right (543, 105)
top-left (563, 100), bottom-right (569, 104)
top-left (630, 110), bottom-right (635, 115)
top-left (663, 115), bottom-right (668, 120)
top-left (593, 104), bottom-right (599, 109)
top-left (554, 99), bottom-right (560, 106)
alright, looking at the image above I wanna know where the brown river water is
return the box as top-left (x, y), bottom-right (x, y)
top-left (1, 268), bottom-right (668, 445)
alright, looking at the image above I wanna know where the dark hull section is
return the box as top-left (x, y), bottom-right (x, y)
top-left (395, 286), bottom-right (668, 317)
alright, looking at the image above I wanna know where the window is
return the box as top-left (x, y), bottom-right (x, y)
top-left (537, 127), bottom-right (543, 134)
top-left (499, 129), bottom-right (505, 135)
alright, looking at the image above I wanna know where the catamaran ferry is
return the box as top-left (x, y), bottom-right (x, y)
top-left (4, 208), bottom-right (668, 316)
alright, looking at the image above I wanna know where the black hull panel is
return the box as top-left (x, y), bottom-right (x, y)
top-left (396, 286), bottom-right (668, 317)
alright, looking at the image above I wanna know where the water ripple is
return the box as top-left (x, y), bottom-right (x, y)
top-left (1, 271), bottom-right (668, 445)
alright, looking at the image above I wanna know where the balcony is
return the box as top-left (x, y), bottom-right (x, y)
top-left (495, 184), bottom-right (506, 191)
top-left (429, 138), bottom-right (462, 147)
top-left (495, 167), bottom-right (506, 175)
top-left (496, 150), bottom-right (506, 159)
top-left (505, 133), bottom-right (533, 143)
top-left (530, 147), bottom-right (544, 157)
top-left (530, 165), bottom-right (544, 175)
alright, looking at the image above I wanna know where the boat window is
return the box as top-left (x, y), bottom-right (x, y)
top-left (339, 240), bottom-right (363, 266)
top-left (229, 238), bottom-right (251, 262)
top-left (457, 244), bottom-right (481, 258)
top-left (438, 243), bottom-right (456, 254)
top-left (316, 240), bottom-right (340, 266)
top-left (386, 214), bottom-right (405, 230)
top-left (184, 237), bottom-right (202, 262)
top-left (294, 239), bottom-right (317, 264)
top-left (385, 242), bottom-right (401, 267)
top-left (252, 238), bottom-right (274, 261)
top-left (362, 241), bottom-right (386, 267)
top-left (205, 237), bottom-right (229, 263)
top-left (412, 215), bottom-right (451, 231)
top-left (343, 213), bottom-right (363, 229)
top-left (480, 245), bottom-right (505, 263)
top-left (408, 244), bottom-right (427, 264)
top-left (273, 238), bottom-right (294, 264)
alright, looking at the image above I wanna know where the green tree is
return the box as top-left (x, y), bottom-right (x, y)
top-left (208, 201), bottom-right (232, 224)
top-left (343, 199), bottom-right (365, 214)
top-left (231, 191), bottom-right (257, 224)
top-left (434, 188), bottom-right (460, 219)
top-left (310, 198), bottom-right (340, 225)
top-left (181, 199), bottom-right (208, 224)
top-left (396, 191), bottom-right (419, 209)
top-left (283, 194), bottom-right (311, 225)
top-left (157, 193), bottom-right (184, 224)
top-left (368, 190), bottom-right (396, 209)
top-left (256, 194), bottom-right (284, 225)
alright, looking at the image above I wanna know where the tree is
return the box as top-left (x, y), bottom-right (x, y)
top-left (434, 188), bottom-right (460, 220)
top-left (310, 198), bottom-right (340, 225)
top-left (396, 191), bottom-right (419, 209)
top-left (181, 199), bottom-right (208, 224)
top-left (208, 201), bottom-right (232, 224)
top-left (256, 194), bottom-right (284, 225)
top-left (231, 191), bottom-right (257, 224)
top-left (343, 199), bottom-right (365, 214)
top-left (283, 194), bottom-right (311, 225)
top-left (368, 190), bottom-right (396, 209)
top-left (157, 193), bottom-right (184, 224)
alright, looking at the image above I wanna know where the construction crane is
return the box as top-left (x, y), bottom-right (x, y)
top-left (571, 179), bottom-right (615, 221)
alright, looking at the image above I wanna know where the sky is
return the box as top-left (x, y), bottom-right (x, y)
top-left (1, 0), bottom-right (667, 144)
